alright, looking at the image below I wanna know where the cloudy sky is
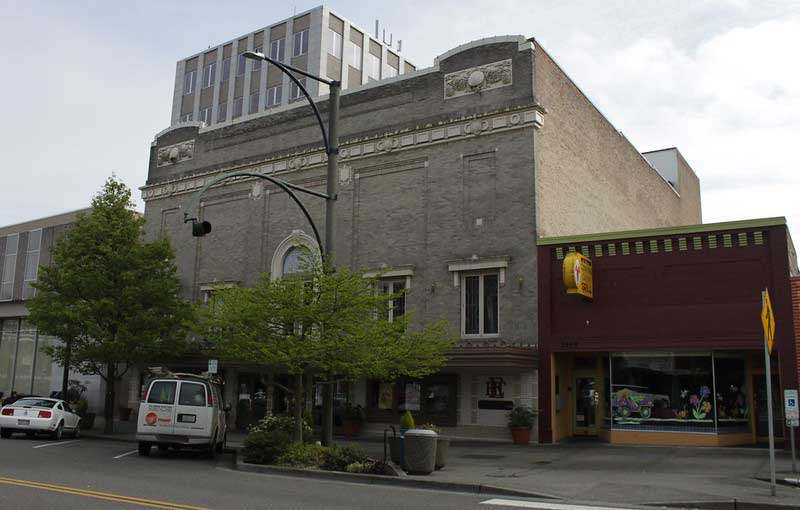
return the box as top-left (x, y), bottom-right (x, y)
top-left (2, 0), bottom-right (799, 238)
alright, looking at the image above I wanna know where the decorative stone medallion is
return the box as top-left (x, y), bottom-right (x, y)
top-left (444, 59), bottom-right (513, 99)
top-left (157, 140), bottom-right (195, 167)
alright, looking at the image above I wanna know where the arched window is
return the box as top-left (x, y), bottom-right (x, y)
top-left (282, 246), bottom-right (305, 276)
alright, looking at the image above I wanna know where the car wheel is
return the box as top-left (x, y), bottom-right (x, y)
top-left (157, 444), bottom-right (169, 452)
top-left (0, 429), bottom-right (12, 439)
top-left (52, 423), bottom-right (63, 440)
top-left (207, 433), bottom-right (218, 460)
top-left (138, 442), bottom-right (151, 457)
top-left (215, 432), bottom-right (226, 454)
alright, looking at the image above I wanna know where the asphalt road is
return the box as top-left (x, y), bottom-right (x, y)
top-left (0, 435), bottom-right (651, 510)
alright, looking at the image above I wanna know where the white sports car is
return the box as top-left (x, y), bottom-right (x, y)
top-left (0, 397), bottom-right (81, 440)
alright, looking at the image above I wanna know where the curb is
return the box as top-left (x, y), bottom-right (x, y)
top-left (233, 451), bottom-right (560, 499)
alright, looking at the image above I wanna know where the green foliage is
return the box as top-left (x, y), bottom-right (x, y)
top-left (343, 403), bottom-right (365, 422)
top-left (242, 428), bottom-right (292, 464)
top-left (400, 410), bottom-right (415, 430)
top-left (418, 423), bottom-right (440, 434)
top-left (320, 444), bottom-right (369, 471)
top-left (276, 442), bottom-right (329, 467)
top-left (249, 414), bottom-right (313, 442)
top-left (27, 177), bottom-right (191, 431)
top-left (194, 253), bottom-right (457, 442)
top-left (73, 399), bottom-right (89, 418)
top-left (345, 462), bottom-right (370, 473)
top-left (508, 406), bottom-right (537, 429)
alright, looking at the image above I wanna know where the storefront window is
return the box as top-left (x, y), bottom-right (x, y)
top-left (611, 353), bottom-right (715, 433)
top-left (0, 319), bottom-right (19, 395)
top-left (32, 334), bottom-right (57, 397)
top-left (713, 355), bottom-right (749, 433)
top-left (13, 321), bottom-right (36, 394)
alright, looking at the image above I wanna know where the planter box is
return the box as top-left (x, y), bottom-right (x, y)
top-left (510, 427), bottom-right (531, 445)
top-left (435, 437), bottom-right (449, 470)
top-left (403, 429), bottom-right (437, 475)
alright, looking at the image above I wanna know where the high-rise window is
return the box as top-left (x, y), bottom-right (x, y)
top-left (1, 233), bottom-right (19, 300)
top-left (367, 54), bottom-right (381, 81)
top-left (237, 52), bottom-right (247, 76)
top-left (270, 38), bottom-right (285, 61)
top-left (462, 273), bottom-right (498, 336)
top-left (293, 29), bottom-right (309, 57)
top-left (289, 78), bottom-right (307, 101)
top-left (217, 102), bottom-right (228, 123)
top-left (183, 69), bottom-right (196, 95)
top-left (252, 47), bottom-right (262, 71)
top-left (221, 57), bottom-right (231, 82)
top-left (349, 42), bottom-right (362, 70)
top-left (266, 85), bottom-right (282, 107)
top-left (22, 229), bottom-right (41, 300)
top-left (202, 61), bottom-right (216, 88)
top-left (199, 107), bottom-right (212, 125)
top-left (385, 63), bottom-right (398, 78)
top-left (328, 29), bottom-right (342, 59)
top-left (249, 91), bottom-right (260, 114)
top-left (179, 112), bottom-right (193, 123)
top-left (378, 280), bottom-right (406, 322)
top-left (233, 97), bottom-right (243, 118)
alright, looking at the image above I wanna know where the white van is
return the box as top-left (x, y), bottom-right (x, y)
top-left (136, 372), bottom-right (228, 457)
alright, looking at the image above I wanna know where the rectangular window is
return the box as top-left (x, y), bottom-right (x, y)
top-left (13, 320), bottom-right (35, 393)
top-left (183, 69), bottom-right (196, 95)
top-left (199, 107), bottom-right (212, 125)
top-left (349, 42), bottom-right (362, 70)
top-left (233, 97), bottom-right (243, 118)
top-left (147, 381), bottom-right (177, 404)
top-left (367, 53), bottom-right (381, 81)
top-left (217, 102), bottom-right (227, 123)
top-left (270, 38), bottom-right (285, 61)
top-left (266, 85), bottom-right (282, 107)
top-left (179, 112), bottom-right (193, 123)
top-left (202, 61), bottom-right (216, 88)
top-left (289, 78), bottom-right (306, 101)
top-left (221, 57), bottom-right (231, 82)
top-left (328, 29), bottom-right (342, 59)
top-left (252, 47), bottom-right (262, 71)
top-left (385, 63), bottom-right (398, 78)
top-left (178, 382), bottom-right (207, 406)
top-left (248, 91), bottom-right (259, 114)
top-left (237, 52), bottom-right (246, 76)
top-left (462, 273), bottom-right (498, 336)
top-left (0, 319), bottom-right (19, 391)
top-left (1, 233), bottom-right (19, 300)
top-left (22, 229), bottom-right (41, 299)
top-left (378, 280), bottom-right (406, 322)
top-left (293, 29), bottom-right (309, 57)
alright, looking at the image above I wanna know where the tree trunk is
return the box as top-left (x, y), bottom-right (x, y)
top-left (293, 374), bottom-right (304, 443)
top-left (103, 364), bottom-right (116, 434)
top-left (61, 338), bottom-right (71, 399)
top-left (322, 379), bottom-right (334, 446)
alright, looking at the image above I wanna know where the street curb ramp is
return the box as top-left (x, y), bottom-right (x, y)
top-left (233, 450), bottom-right (560, 499)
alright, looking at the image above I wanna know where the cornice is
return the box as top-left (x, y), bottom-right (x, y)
top-left (140, 104), bottom-right (545, 202)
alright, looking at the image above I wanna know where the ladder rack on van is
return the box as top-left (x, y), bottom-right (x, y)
top-left (145, 367), bottom-right (223, 386)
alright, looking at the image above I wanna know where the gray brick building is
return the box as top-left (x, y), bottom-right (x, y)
top-left (142, 34), bottom-right (701, 439)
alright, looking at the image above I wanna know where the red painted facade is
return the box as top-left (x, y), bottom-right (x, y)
top-left (537, 222), bottom-right (798, 444)
top-left (791, 276), bottom-right (800, 389)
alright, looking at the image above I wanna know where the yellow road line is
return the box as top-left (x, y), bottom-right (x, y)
top-left (0, 477), bottom-right (212, 510)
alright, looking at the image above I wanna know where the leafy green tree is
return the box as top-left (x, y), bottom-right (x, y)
top-left (28, 177), bottom-right (191, 433)
top-left (195, 254), bottom-right (456, 443)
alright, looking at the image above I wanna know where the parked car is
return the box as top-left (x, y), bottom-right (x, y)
top-left (1, 393), bottom-right (38, 406)
top-left (136, 372), bottom-right (228, 458)
top-left (0, 397), bottom-right (81, 439)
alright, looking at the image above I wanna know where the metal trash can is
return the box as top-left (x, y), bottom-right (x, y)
top-left (403, 429), bottom-right (437, 474)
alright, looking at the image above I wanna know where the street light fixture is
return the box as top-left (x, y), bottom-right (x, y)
top-left (182, 49), bottom-right (341, 445)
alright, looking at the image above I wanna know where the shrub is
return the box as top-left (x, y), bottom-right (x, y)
top-left (321, 444), bottom-right (369, 471)
top-left (242, 428), bottom-right (292, 464)
top-left (276, 442), bottom-right (330, 467)
top-left (418, 423), bottom-right (440, 434)
top-left (508, 406), bottom-right (537, 429)
top-left (399, 410), bottom-right (415, 430)
top-left (249, 414), bottom-right (313, 442)
top-left (345, 461), bottom-right (370, 473)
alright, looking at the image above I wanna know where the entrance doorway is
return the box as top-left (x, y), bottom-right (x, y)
top-left (574, 376), bottom-right (598, 436)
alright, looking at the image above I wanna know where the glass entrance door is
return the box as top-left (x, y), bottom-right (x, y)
top-left (574, 376), bottom-right (598, 436)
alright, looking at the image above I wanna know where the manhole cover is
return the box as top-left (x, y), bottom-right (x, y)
top-left (460, 454), bottom-right (505, 460)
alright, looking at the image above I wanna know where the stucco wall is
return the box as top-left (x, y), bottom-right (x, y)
top-left (532, 44), bottom-right (702, 238)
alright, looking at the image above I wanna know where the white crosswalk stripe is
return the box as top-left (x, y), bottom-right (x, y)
top-left (480, 499), bottom-right (639, 510)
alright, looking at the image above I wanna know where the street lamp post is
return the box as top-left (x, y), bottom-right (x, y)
top-left (183, 50), bottom-right (340, 445)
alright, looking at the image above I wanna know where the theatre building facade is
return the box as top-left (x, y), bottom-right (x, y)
top-left (142, 34), bottom-right (701, 438)
top-left (537, 218), bottom-right (799, 446)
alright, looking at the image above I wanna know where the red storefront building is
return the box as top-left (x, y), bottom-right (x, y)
top-left (537, 217), bottom-right (799, 446)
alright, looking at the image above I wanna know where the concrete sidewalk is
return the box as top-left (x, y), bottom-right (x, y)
top-left (83, 427), bottom-right (800, 508)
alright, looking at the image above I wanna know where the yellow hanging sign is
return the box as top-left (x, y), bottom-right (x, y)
top-left (563, 253), bottom-right (593, 300)
top-left (761, 288), bottom-right (776, 355)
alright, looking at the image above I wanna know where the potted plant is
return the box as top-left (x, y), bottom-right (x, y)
top-left (420, 423), bottom-right (448, 470)
top-left (341, 403), bottom-right (365, 438)
top-left (508, 405), bottom-right (536, 445)
top-left (74, 399), bottom-right (96, 430)
top-left (404, 427), bottom-right (438, 474)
